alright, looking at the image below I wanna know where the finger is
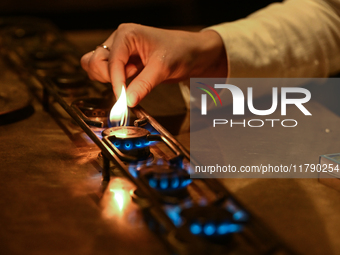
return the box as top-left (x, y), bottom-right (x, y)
top-left (126, 62), bottom-right (167, 107)
top-left (80, 30), bottom-right (116, 82)
top-left (108, 42), bottom-right (132, 100)
top-left (87, 72), bottom-right (109, 83)
top-left (108, 58), bottom-right (127, 99)
top-left (80, 51), bottom-right (93, 72)
top-left (126, 55), bottom-right (144, 78)
top-left (126, 63), bottom-right (139, 78)
top-left (107, 25), bottom-right (143, 99)
top-left (81, 51), bottom-right (108, 82)
top-left (85, 48), bottom-right (111, 83)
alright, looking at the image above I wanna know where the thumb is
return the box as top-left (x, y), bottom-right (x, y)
top-left (126, 63), bottom-right (167, 107)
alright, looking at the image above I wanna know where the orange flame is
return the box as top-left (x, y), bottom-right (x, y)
top-left (109, 86), bottom-right (128, 126)
top-left (110, 188), bottom-right (126, 212)
top-left (101, 178), bottom-right (132, 219)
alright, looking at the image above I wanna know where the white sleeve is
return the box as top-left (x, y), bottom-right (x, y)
top-left (207, 0), bottom-right (340, 78)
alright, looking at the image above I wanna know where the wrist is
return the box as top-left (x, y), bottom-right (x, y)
top-left (193, 30), bottom-right (228, 77)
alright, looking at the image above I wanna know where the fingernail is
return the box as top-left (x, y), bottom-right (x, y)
top-left (127, 91), bottom-right (139, 107)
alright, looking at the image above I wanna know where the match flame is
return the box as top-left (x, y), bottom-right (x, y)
top-left (109, 86), bottom-right (128, 127)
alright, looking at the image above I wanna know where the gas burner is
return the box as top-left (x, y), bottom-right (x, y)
top-left (179, 206), bottom-right (245, 244)
top-left (31, 49), bottom-right (60, 62)
top-left (139, 165), bottom-right (191, 201)
top-left (102, 126), bottom-right (152, 161)
top-left (72, 97), bottom-right (112, 128)
top-left (10, 26), bottom-right (41, 39)
top-left (54, 73), bottom-right (89, 97)
top-left (30, 49), bottom-right (62, 72)
top-left (0, 81), bottom-right (34, 125)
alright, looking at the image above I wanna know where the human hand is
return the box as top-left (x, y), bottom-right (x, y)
top-left (81, 23), bottom-right (227, 107)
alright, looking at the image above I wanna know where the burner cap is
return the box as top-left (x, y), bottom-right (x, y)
top-left (72, 98), bottom-right (112, 127)
top-left (102, 126), bottom-right (152, 161)
top-left (102, 126), bottom-right (150, 139)
top-left (73, 98), bottom-right (112, 112)
top-left (52, 73), bottom-right (89, 98)
top-left (11, 26), bottom-right (40, 38)
top-left (31, 49), bottom-right (60, 62)
top-left (53, 73), bottom-right (88, 88)
top-left (30, 49), bottom-right (62, 71)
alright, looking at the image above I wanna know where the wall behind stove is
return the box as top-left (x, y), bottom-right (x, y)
top-left (0, 0), bottom-right (282, 30)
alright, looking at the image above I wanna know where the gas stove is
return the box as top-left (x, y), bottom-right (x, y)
top-left (0, 17), bottom-right (295, 255)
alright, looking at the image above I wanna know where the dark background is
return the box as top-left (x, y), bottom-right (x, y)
top-left (0, 0), bottom-right (282, 30)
